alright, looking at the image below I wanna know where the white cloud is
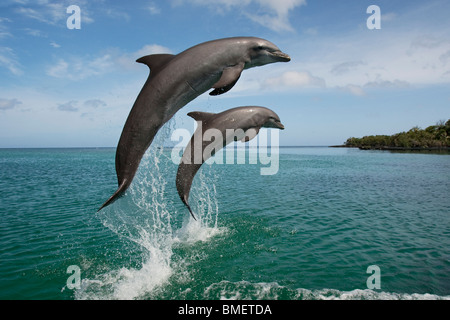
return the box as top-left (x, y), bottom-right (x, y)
top-left (0, 98), bottom-right (22, 110)
top-left (57, 101), bottom-right (78, 112)
top-left (0, 18), bottom-right (12, 39)
top-left (282, 26), bottom-right (450, 97)
top-left (49, 41), bottom-right (60, 48)
top-left (175, 0), bottom-right (305, 32)
top-left (364, 79), bottom-right (410, 89)
top-left (46, 44), bottom-right (173, 80)
top-left (108, 44), bottom-right (174, 72)
top-left (134, 44), bottom-right (173, 59)
top-left (46, 59), bottom-right (69, 78)
top-left (264, 71), bottom-right (326, 89)
top-left (340, 84), bottom-right (365, 97)
top-left (46, 54), bottom-right (114, 80)
top-left (16, 0), bottom-right (94, 25)
top-left (23, 28), bottom-right (47, 37)
top-left (0, 47), bottom-right (23, 75)
top-left (0, 30), bottom-right (12, 39)
top-left (16, 5), bottom-right (65, 25)
top-left (147, 2), bottom-right (161, 15)
top-left (331, 61), bottom-right (366, 76)
top-left (84, 99), bottom-right (107, 108)
top-left (247, 0), bottom-right (306, 32)
top-left (103, 8), bottom-right (130, 21)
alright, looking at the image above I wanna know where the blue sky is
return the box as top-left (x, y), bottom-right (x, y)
top-left (0, 0), bottom-right (449, 147)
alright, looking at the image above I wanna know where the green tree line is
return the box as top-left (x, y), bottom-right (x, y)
top-left (344, 119), bottom-right (450, 149)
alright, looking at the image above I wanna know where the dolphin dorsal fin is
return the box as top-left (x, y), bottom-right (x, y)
top-left (187, 111), bottom-right (216, 122)
top-left (136, 54), bottom-right (176, 75)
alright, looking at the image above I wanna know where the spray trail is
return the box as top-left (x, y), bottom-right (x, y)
top-left (78, 121), bottom-right (224, 299)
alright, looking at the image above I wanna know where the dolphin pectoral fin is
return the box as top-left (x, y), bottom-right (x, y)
top-left (209, 78), bottom-right (240, 96)
top-left (241, 127), bottom-right (260, 142)
top-left (209, 62), bottom-right (244, 96)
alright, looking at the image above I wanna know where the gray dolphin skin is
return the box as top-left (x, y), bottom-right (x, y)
top-left (98, 37), bottom-right (290, 211)
top-left (176, 106), bottom-right (285, 219)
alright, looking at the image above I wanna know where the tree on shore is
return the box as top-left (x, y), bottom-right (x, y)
top-left (344, 119), bottom-right (450, 149)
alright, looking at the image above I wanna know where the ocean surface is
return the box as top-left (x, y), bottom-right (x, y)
top-left (1, 133), bottom-right (449, 300)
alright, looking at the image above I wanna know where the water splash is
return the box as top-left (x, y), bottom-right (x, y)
top-left (174, 168), bottom-right (225, 244)
top-left (203, 281), bottom-right (450, 300)
top-left (77, 121), bottom-right (224, 300)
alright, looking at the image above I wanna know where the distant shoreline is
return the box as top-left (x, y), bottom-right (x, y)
top-left (330, 145), bottom-right (450, 152)
top-left (337, 119), bottom-right (450, 152)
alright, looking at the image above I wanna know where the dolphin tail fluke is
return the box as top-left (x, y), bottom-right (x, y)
top-left (180, 196), bottom-right (197, 221)
top-left (186, 203), bottom-right (197, 221)
top-left (98, 180), bottom-right (129, 212)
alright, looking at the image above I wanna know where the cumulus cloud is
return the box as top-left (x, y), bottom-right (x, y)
top-left (16, 0), bottom-right (94, 25)
top-left (134, 44), bottom-right (173, 59)
top-left (46, 44), bottom-right (173, 80)
top-left (57, 101), bottom-right (78, 112)
top-left (340, 84), bottom-right (366, 97)
top-left (364, 79), bottom-right (410, 89)
top-left (46, 59), bottom-right (68, 78)
top-left (331, 61), bottom-right (366, 76)
top-left (0, 98), bottom-right (22, 110)
top-left (106, 44), bottom-right (173, 72)
top-left (46, 55), bottom-right (114, 80)
top-left (264, 71), bottom-right (326, 89)
top-left (245, 0), bottom-right (306, 32)
top-left (285, 25), bottom-right (450, 96)
top-left (175, 0), bottom-right (306, 32)
top-left (84, 99), bottom-right (107, 108)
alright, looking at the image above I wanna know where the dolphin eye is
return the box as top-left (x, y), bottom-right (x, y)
top-left (255, 45), bottom-right (264, 51)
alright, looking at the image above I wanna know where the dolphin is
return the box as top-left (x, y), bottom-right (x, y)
top-left (98, 37), bottom-right (290, 211)
top-left (176, 106), bottom-right (285, 219)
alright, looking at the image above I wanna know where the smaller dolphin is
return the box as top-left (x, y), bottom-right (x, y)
top-left (176, 106), bottom-right (285, 219)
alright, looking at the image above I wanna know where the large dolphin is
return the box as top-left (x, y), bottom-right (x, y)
top-left (176, 106), bottom-right (285, 219)
top-left (98, 37), bottom-right (290, 211)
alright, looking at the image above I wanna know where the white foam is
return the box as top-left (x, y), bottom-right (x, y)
top-left (80, 122), bottom-right (224, 299)
top-left (203, 280), bottom-right (450, 300)
top-left (174, 218), bottom-right (227, 244)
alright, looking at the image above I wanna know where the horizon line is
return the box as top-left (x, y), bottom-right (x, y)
top-left (0, 145), bottom-right (340, 149)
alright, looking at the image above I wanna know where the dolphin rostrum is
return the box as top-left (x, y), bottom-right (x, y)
top-left (176, 106), bottom-right (285, 219)
top-left (99, 37), bottom-right (290, 211)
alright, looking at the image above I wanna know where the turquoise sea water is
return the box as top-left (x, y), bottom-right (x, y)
top-left (1, 136), bottom-right (449, 299)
